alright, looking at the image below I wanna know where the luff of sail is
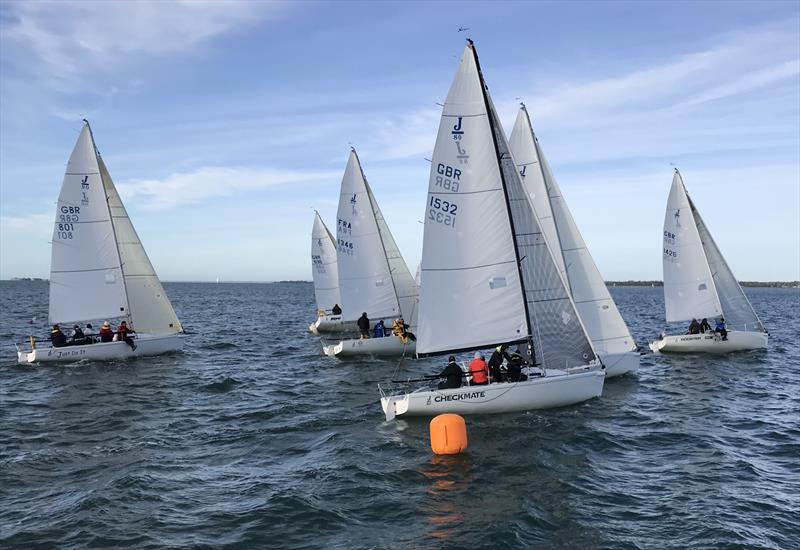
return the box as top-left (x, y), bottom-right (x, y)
top-left (311, 211), bottom-right (341, 312)
top-left (509, 106), bottom-right (636, 356)
top-left (417, 41), bottom-right (528, 355)
top-left (49, 124), bottom-right (128, 325)
top-left (336, 150), bottom-right (401, 322)
top-left (687, 185), bottom-right (765, 333)
top-left (99, 155), bottom-right (182, 335)
top-left (662, 171), bottom-right (723, 323)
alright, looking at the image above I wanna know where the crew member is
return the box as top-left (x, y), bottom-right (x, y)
top-left (688, 318), bottom-right (700, 334)
top-left (699, 318), bottom-right (711, 333)
top-left (357, 312), bottom-right (370, 339)
top-left (70, 324), bottom-right (86, 346)
top-left (99, 321), bottom-right (114, 343)
top-left (487, 344), bottom-right (512, 383)
top-left (438, 356), bottom-right (463, 390)
top-left (50, 324), bottom-right (67, 348)
top-left (373, 319), bottom-right (386, 338)
top-left (468, 352), bottom-right (488, 386)
top-left (116, 320), bottom-right (136, 350)
top-left (506, 349), bottom-right (528, 382)
top-left (715, 317), bottom-right (728, 341)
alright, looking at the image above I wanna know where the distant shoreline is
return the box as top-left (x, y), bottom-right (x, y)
top-left (4, 278), bottom-right (799, 288)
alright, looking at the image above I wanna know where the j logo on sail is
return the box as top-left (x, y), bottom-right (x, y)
top-left (519, 166), bottom-right (527, 178)
top-left (452, 117), bottom-right (464, 138)
top-left (674, 209), bottom-right (681, 227)
top-left (80, 175), bottom-right (89, 189)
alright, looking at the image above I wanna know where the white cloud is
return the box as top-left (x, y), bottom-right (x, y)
top-left (116, 166), bottom-right (341, 210)
top-left (2, 0), bottom-right (285, 86)
top-left (0, 213), bottom-right (52, 238)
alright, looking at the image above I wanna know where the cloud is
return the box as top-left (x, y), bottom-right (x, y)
top-left (116, 166), bottom-right (342, 210)
top-left (0, 213), bottom-right (52, 238)
top-left (1, 0), bottom-right (285, 86)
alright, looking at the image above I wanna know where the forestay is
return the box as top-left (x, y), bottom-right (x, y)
top-left (688, 193), bottom-right (765, 333)
top-left (100, 157), bottom-right (182, 335)
top-left (484, 93), bottom-right (596, 369)
top-left (311, 212), bottom-right (341, 312)
top-left (662, 171), bottom-right (722, 323)
top-left (336, 150), bottom-right (401, 321)
top-left (366, 185), bottom-right (419, 326)
top-left (49, 125), bottom-right (128, 325)
top-left (509, 106), bottom-right (636, 356)
top-left (417, 43), bottom-right (528, 355)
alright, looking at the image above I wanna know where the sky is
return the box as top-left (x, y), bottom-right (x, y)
top-left (1, 0), bottom-right (798, 282)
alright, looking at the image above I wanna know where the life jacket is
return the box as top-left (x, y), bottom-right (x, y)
top-left (468, 359), bottom-right (488, 384)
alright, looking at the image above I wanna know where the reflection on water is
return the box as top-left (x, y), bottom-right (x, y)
top-left (417, 453), bottom-right (473, 541)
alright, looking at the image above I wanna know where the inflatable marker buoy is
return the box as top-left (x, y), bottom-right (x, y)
top-left (430, 414), bottom-right (467, 455)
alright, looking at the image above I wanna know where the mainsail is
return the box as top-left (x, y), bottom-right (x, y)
top-left (418, 40), bottom-right (597, 369)
top-left (49, 121), bottom-right (181, 335)
top-left (509, 106), bottom-right (636, 356)
top-left (662, 171), bottom-right (723, 323)
top-left (336, 149), bottom-right (417, 323)
top-left (310, 211), bottom-right (340, 312)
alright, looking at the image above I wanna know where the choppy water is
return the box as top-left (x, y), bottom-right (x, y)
top-left (1, 281), bottom-right (798, 549)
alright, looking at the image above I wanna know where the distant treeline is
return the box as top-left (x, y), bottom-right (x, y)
top-left (606, 280), bottom-right (799, 288)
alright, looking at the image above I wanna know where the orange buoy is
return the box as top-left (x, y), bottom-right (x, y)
top-left (429, 414), bottom-right (468, 455)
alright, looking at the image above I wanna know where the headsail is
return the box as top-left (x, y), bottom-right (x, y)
top-left (49, 123), bottom-right (128, 325)
top-left (99, 156), bottom-right (182, 334)
top-left (311, 211), bottom-right (340, 312)
top-left (662, 171), bottom-right (722, 323)
top-left (336, 150), bottom-right (402, 322)
top-left (509, 106), bottom-right (636, 355)
top-left (687, 189), bottom-right (765, 333)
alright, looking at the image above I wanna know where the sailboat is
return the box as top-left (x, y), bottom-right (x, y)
top-left (308, 211), bottom-right (355, 334)
top-left (649, 170), bottom-right (768, 353)
top-left (379, 41), bottom-right (605, 420)
top-left (321, 149), bottom-right (419, 358)
top-left (508, 105), bottom-right (639, 377)
top-left (16, 120), bottom-right (184, 363)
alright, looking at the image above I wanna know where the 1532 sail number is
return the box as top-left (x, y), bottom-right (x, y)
top-left (428, 196), bottom-right (458, 228)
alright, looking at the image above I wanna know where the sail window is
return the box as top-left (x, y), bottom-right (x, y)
top-left (489, 277), bottom-right (507, 289)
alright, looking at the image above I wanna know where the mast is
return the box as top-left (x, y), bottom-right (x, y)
top-left (522, 103), bottom-right (574, 297)
top-left (354, 148), bottom-right (403, 317)
top-left (469, 40), bottom-right (535, 355)
top-left (84, 119), bottom-right (132, 324)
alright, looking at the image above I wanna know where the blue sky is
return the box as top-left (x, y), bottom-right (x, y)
top-left (1, 0), bottom-right (798, 282)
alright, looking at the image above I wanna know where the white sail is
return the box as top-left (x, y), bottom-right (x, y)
top-left (99, 156), bottom-right (182, 335)
top-left (366, 185), bottom-right (419, 326)
top-left (687, 188), bottom-right (765, 333)
top-left (484, 92), bottom-right (597, 369)
top-left (311, 211), bottom-right (341, 312)
top-left (662, 171), bottom-right (722, 323)
top-left (336, 150), bottom-right (401, 321)
top-left (417, 43), bottom-right (528, 355)
top-left (509, 107), bottom-right (636, 356)
top-left (49, 124), bottom-right (128, 325)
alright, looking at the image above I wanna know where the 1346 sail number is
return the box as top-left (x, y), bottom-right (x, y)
top-left (428, 196), bottom-right (458, 228)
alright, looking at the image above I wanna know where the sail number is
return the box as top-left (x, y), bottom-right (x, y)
top-left (338, 239), bottom-right (354, 256)
top-left (664, 248), bottom-right (677, 258)
top-left (428, 196), bottom-right (458, 228)
top-left (434, 163), bottom-right (461, 192)
top-left (56, 222), bottom-right (75, 239)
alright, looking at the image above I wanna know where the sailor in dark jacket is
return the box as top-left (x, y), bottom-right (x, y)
top-left (438, 356), bottom-right (463, 389)
top-left (50, 324), bottom-right (67, 348)
top-left (487, 344), bottom-right (512, 383)
top-left (357, 312), bottom-right (370, 339)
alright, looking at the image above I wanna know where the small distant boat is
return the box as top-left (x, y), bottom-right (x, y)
top-left (308, 211), bottom-right (357, 335)
top-left (509, 104), bottom-right (639, 377)
top-left (322, 149), bottom-right (418, 357)
top-left (380, 40), bottom-right (604, 420)
top-left (16, 121), bottom-right (184, 364)
top-left (649, 170), bottom-right (767, 353)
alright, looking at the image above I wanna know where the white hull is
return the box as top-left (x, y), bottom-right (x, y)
top-left (380, 367), bottom-right (604, 419)
top-left (17, 333), bottom-right (184, 364)
top-left (323, 335), bottom-right (415, 358)
top-left (649, 330), bottom-right (767, 353)
top-left (308, 315), bottom-right (359, 335)
top-left (600, 351), bottom-right (640, 378)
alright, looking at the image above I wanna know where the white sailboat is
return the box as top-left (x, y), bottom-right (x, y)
top-left (508, 105), bottom-right (639, 377)
top-left (16, 120), bottom-right (184, 364)
top-left (322, 149), bottom-right (419, 357)
top-left (649, 170), bottom-right (768, 353)
top-left (308, 211), bottom-right (355, 334)
top-left (380, 41), bottom-right (605, 420)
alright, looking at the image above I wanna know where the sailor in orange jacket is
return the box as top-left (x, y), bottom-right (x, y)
top-left (468, 352), bottom-right (488, 386)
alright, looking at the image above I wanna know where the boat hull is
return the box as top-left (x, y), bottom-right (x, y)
top-left (17, 333), bottom-right (184, 364)
top-left (649, 331), bottom-right (767, 353)
top-left (600, 351), bottom-right (640, 378)
top-left (323, 335), bottom-right (415, 358)
top-left (380, 367), bottom-right (605, 419)
top-left (308, 315), bottom-right (359, 335)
